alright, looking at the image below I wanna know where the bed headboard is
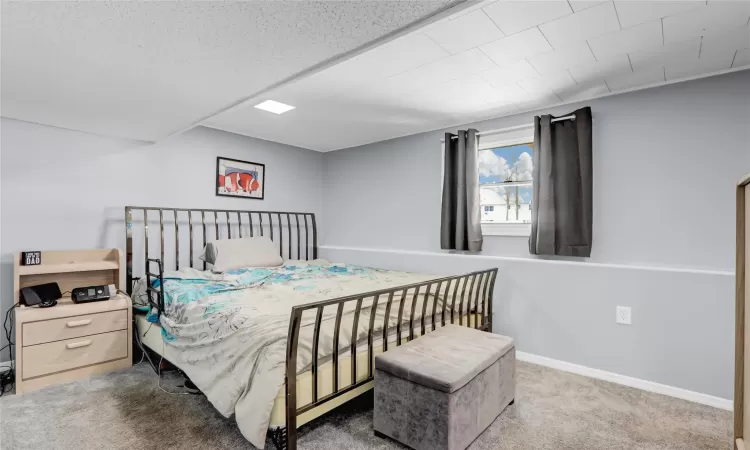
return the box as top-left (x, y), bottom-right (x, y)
top-left (124, 206), bottom-right (317, 294)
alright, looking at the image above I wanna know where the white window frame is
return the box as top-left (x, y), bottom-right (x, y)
top-left (479, 135), bottom-right (534, 237)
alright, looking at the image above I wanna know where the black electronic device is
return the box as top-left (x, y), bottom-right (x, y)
top-left (20, 282), bottom-right (61, 308)
top-left (72, 284), bottom-right (113, 303)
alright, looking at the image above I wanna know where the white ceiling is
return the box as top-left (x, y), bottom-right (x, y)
top-left (205, 0), bottom-right (750, 151)
top-left (0, 0), bottom-right (459, 141)
top-left (2, 1), bottom-right (749, 152)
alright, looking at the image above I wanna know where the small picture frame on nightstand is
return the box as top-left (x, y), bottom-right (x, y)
top-left (21, 251), bottom-right (41, 266)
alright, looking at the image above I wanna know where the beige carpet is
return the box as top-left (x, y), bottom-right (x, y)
top-left (0, 361), bottom-right (732, 450)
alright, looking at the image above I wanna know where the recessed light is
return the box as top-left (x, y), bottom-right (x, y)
top-left (254, 100), bottom-right (296, 114)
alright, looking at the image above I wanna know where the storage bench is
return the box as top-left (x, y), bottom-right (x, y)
top-left (373, 325), bottom-right (515, 450)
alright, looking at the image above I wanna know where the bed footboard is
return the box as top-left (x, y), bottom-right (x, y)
top-left (280, 268), bottom-right (498, 450)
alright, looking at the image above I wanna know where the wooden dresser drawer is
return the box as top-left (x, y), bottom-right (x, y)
top-left (23, 310), bottom-right (127, 347)
top-left (23, 330), bottom-right (128, 379)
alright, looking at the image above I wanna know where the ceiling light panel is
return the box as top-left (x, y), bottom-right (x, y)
top-left (587, 19), bottom-right (663, 61)
top-left (424, 9), bottom-right (504, 54)
top-left (478, 28), bottom-right (553, 67)
top-left (613, 1), bottom-right (703, 29)
top-left (482, 0), bottom-right (572, 36)
top-left (538, 1), bottom-right (621, 48)
top-left (254, 100), bottom-right (296, 114)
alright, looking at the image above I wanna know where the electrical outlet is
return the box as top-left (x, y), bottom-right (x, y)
top-left (616, 306), bottom-right (632, 325)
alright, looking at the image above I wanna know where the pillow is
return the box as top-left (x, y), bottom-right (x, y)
top-left (206, 236), bottom-right (283, 272)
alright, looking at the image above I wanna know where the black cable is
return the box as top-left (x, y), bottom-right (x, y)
top-left (0, 304), bottom-right (19, 396)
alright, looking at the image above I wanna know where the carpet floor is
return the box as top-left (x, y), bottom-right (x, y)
top-left (0, 361), bottom-right (732, 450)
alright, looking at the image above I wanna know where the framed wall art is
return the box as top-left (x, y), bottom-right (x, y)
top-left (216, 157), bottom-right (265, 200)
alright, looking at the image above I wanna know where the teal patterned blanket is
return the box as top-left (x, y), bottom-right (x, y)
top-left (132, 260), bottom-right (443, 448)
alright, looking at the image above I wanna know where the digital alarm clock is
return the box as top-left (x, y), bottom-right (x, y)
top-left (71, 284), bottom-right (115, 303)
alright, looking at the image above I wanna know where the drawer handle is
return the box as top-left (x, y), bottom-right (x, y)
top-left (66, 340), bottom-right (92, 349)
top-left (66, 319), bottom-right (92, 328)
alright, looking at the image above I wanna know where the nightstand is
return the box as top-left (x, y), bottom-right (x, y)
top-left (14, 249), bottom-right (132, 394)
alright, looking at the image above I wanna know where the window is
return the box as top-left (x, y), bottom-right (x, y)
top-left (478, 137), bottom-right (533, 236)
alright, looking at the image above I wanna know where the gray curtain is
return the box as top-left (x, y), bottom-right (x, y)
top-left (529, 106), bottom-right (593, 257)
top-left (441, 129), bottom-right (483, 252)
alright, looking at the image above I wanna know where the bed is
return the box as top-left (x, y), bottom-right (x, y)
top-left (125, 206), bottom-right (497, 450)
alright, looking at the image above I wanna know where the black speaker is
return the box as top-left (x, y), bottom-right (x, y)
top-left (20, 282), bottom-right (61, 308)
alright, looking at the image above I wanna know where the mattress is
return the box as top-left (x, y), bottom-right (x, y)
top-left (135, 312), bottom-right (484, 428)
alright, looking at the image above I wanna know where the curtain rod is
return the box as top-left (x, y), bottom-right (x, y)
top-left (440, 114), bottom-right (576, 142)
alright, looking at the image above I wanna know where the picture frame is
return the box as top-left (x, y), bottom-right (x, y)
top-left (216, 156), bottom-right (266, 200)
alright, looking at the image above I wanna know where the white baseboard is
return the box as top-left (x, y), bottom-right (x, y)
top-left (516, 351), bottom-right (733, 411)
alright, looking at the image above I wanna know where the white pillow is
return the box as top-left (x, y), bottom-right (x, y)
top-left (206, 237), bottom-right (283, 272)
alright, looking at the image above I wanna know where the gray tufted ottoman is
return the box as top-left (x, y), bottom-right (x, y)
top-left (373, 325), bottom-right (515, 450)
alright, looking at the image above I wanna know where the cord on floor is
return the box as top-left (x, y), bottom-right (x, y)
top-left (156, 355), bottom-right (193, 395)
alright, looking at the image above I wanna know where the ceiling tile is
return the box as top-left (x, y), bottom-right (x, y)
top-left (425, 9), bottom-right (504, 54)
top-left (352, 33), bottom-right (451, 78)
top-left (389, 48), bottom-right (498, 86)
top-left (570, 54), bottom-right (632, 83)
top-left (518, 71), bottom-right (577, 95)
top-left (613, 1), bottom-right (703, 29)
top-left (486, 83), bottom-right (532, 104)
top-left (629, 37), bottom-right (701, 70)
top-left (701, 25), bottom-right (750, 56)
top-left (569, 1), bottom-right (607, 12)
top-left (479, 60), bottom-right (541, 87)
top-left (539, 1), bottom-right (621, 48)
top-left (665, 45), bottom-right (736, 80)
top-left (662, 2), bottom-right (750, 44)
top-left (558, 79), bottom-right (610, 102)
top-left (517, 91), bottom-right (563, 110)
top-left (605, 66), bottom-right (665, 90)
top-left (588, 19), bottom-right (663, 61)
top-left (294, 33), bottom-right (451, 94)
top-left (734, 49), bottom-right (750, 68)
top-left (479, 27), bottom-right (553, 67)
top-left (429, 76), bottom-right (499, 109)
top-left (482, 0), bottom-right (572, 36)
top-left (528, 43), bottom-right (597, 74)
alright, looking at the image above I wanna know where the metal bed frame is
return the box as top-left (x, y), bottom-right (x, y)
top-left (125, 206), bottom-right (497, 450)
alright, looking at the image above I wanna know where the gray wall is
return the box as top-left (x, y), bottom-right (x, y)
top-left (321, 70), bottom-right (750, 399)
top-left (0, 119), bottom-right (323, 360)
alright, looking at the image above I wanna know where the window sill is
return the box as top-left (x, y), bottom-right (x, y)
top-left (481, 223), bottom-right (530, 237)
